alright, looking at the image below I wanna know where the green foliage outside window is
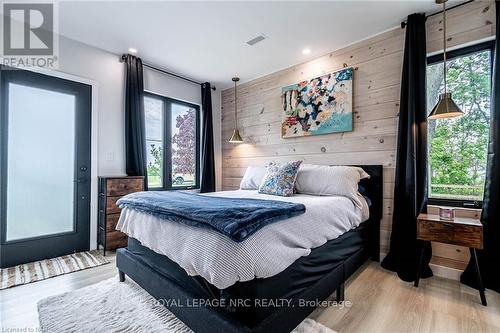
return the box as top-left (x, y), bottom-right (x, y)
top-left (427, 49), bottom-right (491, 201)
top-left (147, 144), bottom-right (163, 188)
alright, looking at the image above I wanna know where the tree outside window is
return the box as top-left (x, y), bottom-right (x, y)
top-left (144, 93), bottom-right (200, 190)
top-left (427, 47), bottom-right (491, 201)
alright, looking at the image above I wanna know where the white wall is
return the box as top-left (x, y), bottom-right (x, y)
top-left (58, 36), bottom-right (125, 176)
top-left (55, 35), bottom-right (222, 248)
top-left (58, 36), bottom-right (221, 180)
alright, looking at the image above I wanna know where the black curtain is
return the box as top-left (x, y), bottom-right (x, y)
top-left (200, 82), bottom-right (216, 193)
top-left (460, 4), bottom-right (500, 293)
top-left (381, 13), bottom-right (433, 282)
top-left (124, 54), bottom-right (148, 189)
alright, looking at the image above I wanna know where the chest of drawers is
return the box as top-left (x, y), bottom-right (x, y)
top-left (97, 176), bottom-right (144, 255)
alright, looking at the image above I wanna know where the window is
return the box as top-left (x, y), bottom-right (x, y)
top-left (144, 93), bottom-right (200, 190)
top-left (426, 42), bottom-right (493, 207)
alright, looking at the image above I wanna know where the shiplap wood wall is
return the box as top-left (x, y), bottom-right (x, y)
top-left (221, 1), bottom-right (495, 266)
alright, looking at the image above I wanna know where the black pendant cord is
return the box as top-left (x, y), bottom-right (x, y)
top-left (400, 0), bottom-right (473, 29)
top-left (442, 0), bottom-right (448, 95)
top-left (120, 54), bottom-right (216, 91)
top-left (234, 79), bottom-right (238, 128)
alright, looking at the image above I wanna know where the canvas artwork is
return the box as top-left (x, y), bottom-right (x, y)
top-left (281, 67), bottom-right (353, 138)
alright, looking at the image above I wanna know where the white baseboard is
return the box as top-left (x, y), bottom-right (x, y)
top-left (429, 263), bottom-right (462, 281)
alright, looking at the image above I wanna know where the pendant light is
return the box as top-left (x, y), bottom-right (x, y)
top-left (428, 0), bottom-right (464, 119)
top-left (229, 77), bottom-right (243, 143)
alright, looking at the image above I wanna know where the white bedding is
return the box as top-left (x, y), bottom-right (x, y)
top-left (116, 190), bottom-right (369, 289)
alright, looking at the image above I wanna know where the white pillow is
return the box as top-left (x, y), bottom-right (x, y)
top-left (239, 166), bottom-right (267, 190)
top-left (295, 164), bottom-right (370, 207)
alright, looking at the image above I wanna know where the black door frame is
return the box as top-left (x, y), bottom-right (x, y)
top-left (0, 66), bottom-right (92, 268)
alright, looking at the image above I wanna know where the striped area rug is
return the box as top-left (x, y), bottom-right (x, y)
top-left (0, 250), bottom-right (109, 290)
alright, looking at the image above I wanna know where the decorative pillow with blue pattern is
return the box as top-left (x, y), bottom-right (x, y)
top-left (258, 161), bottom-right (302, 197)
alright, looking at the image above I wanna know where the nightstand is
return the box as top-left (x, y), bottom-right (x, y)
top-left (414, 213), bottom-right (486, 306)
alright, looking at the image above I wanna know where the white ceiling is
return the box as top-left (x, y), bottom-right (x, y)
top-left (58, 1), bottom-right (457, 89)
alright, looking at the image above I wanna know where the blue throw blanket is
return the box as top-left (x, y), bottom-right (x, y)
top-left (117, 191), bottom-right (306, 242)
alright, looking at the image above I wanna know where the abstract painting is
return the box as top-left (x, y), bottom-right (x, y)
top-left (281, 67), bottom-right (353, 138)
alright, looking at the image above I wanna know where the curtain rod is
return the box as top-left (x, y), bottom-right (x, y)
top-left (400, 0), bottom-right (474, 29)
top-left (120, 54), bottom-right (216, 91)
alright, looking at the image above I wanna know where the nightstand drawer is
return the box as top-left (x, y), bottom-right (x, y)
top-left (417, 220), bottom-right (454, 243)
top-left (417, 219), bottom-right (483, 248)
top-left (453, 224), bottom-right (482, 249)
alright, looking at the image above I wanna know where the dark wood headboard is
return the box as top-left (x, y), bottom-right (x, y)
top-left (354, 165), bottom-right (383, 262)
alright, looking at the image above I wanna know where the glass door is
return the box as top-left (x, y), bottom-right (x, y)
top-left (0, 67), bottom-right (91, 268)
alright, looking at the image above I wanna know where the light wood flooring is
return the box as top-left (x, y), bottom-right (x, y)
top-left (310, 263), bottom-right (500, 333)
top-left (1, 254), bottom-right (499, 333)
top-left (0, 252), bottom-right (117, 330)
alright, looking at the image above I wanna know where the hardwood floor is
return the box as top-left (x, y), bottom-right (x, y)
top-left (0, 251), bottom-right (117, 330)
top-left (310, 262), bottom-right (500, 333)
top-left (1, 256), bottom-right (499, 332)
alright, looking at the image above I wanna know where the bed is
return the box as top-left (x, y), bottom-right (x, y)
top-left (116, 165), bottom-right (382, 333)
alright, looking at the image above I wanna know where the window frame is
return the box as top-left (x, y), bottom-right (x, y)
top-left (426, 40), bottom-right (495, 209)
top-left (144, 91), bottom-right (201, 191)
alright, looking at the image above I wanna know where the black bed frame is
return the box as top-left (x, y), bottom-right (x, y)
top-left (116, 165), bottom-right (383, 333)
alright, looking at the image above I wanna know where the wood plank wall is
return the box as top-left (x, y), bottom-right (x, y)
top-left (221, 1), bottom-right (495, 265)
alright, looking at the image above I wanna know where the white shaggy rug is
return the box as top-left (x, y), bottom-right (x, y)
top-left (38, 277), bottom-right (335, 333)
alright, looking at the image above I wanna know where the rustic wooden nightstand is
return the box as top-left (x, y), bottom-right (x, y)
top-left (415, 213), bottom-right (487, 306)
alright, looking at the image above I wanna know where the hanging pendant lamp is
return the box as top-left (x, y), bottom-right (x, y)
top-left (229, 77), bottom-right (243, 143)
top-left (428, 0), bottom-right (464, 119)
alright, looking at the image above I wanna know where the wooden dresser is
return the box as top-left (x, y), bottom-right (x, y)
top-left (98, 176), bottom-right (144, 255)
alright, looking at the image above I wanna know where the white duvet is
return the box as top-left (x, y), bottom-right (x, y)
top-left (116, 190), bottom-right (369, 289)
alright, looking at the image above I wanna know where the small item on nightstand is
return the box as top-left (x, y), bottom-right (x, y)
top-left (438, 207), bottom-right (455, 221)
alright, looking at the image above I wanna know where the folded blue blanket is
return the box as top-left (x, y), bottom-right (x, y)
top-left (117, 191), bottom-right (306, 242)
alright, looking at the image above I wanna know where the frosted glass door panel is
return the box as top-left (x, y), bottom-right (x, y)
top-left (6, 83), bottom-right (76, 241)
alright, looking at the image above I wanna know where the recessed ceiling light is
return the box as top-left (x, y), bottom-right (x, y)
top-left (302, 48), bottom-right (311, 55)
top-left (128, 48), bottom-right (138, 54)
